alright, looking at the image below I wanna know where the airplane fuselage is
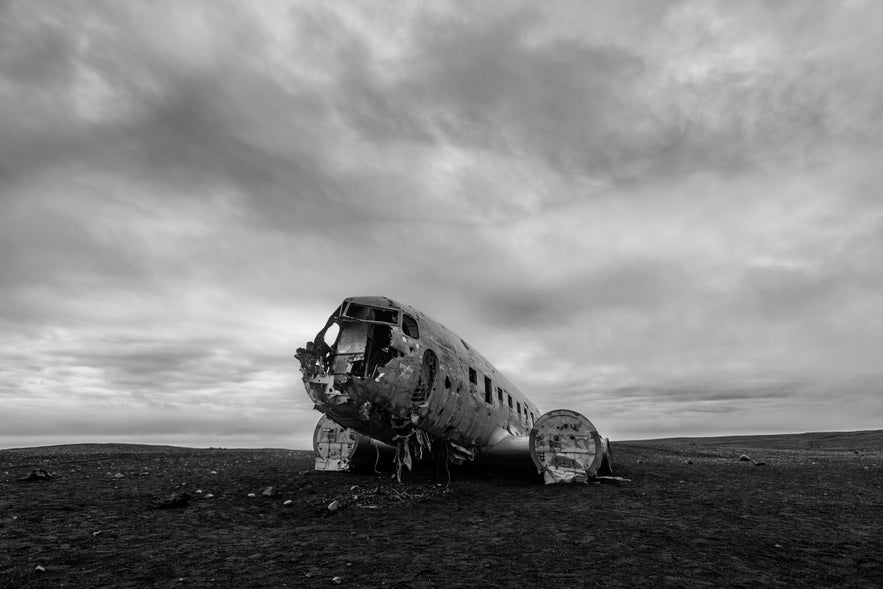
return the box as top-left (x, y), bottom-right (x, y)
top-left (296, 296), bottom-right (611, 482)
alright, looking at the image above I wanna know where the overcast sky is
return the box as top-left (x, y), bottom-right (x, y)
top-left (2, 1), bottom-right (882, 449)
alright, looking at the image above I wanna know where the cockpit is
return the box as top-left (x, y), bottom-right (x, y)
top-left (316, 299), bottom-right (420, 382)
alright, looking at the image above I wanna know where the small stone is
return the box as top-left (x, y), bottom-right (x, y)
top-left (113, 472), bottom-right (125, 479)
top-left (205, 493), bottom-right (214, 499)
top-left (328, 500), bottom-right (340, 512)
top-left (331, 576), bottom-right (342, 584)
top-left (154, 492), bottom-right (190, 509)
top-left (35, 565), bottom-right (45, 572)
top-left (17, 469), bottom-right (55, 482)
top-left (261, 486), bottom-right (278, 497)
top-left (210, 470), bottom-right (218, 475)
top-left (738, 455), bottom-right (751, 462)
top-left (283, 499), bottom-right (293, 506)
top-left (195, 489), bottom-right (203, 494)
top-left (247, 493), bottom-right (256, 498)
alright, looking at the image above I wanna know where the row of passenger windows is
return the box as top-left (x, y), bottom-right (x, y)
top-left (467, 366), bottom-right (535, 425)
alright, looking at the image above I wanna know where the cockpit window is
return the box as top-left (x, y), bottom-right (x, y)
top-left (402, 314), bottom-right (419, 339)
top-left (343, 303), bottom-right (399, 325)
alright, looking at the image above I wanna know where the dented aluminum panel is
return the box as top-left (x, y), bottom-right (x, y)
top-left (295, 296), bottom-right (613, 483)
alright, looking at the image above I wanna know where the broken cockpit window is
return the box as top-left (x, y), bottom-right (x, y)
top-left (343, 303), bottom-right (399, 325)
top-left (401, 313), bottom-right (419, 339)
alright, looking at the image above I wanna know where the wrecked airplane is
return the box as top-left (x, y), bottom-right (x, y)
top-left (296, 296), bottom-right (613, 484)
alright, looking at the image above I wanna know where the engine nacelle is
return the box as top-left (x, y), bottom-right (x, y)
top-left (312, 414), bottom-right (394, 471)
top-left (529, 409), bottom-right (612, 483)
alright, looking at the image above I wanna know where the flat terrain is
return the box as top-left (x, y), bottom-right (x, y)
top-left (1, 431), bottom-right (881, 588)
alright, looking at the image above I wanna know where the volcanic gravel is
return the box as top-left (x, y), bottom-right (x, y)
top-left (1, 432), bottom-right (881, 588)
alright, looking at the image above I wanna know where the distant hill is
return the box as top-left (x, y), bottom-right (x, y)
top-left (628, 429), bottom-right (883, 451)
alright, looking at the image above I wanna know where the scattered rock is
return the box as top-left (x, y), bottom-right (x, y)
top-left (755, 461), bottom-right (766, 467)
top-left (204, 493), bottom-right (214, 499)
top-left (331, 576), bottom-right (342, 584)
top-left (17, 469), bottom-right (56, 482)
top-left (153, 492), bottom-right (190, 509)
top-left (283, 499), bottom-right (293, 506)
top-left (328, 500), bottom-right (340, 512)
top-left (35, 565), bottom-right (46, 573)
top-left (113, 472), bottom-right (125, 479)
top-left (261, 486), bottom-right (278, 497)
top-left (738, 455), bottom-right (751, 462)
top-left (247, 493), bottom-right (256, 498)
top-left (210, 470), bottom-right (218, 475)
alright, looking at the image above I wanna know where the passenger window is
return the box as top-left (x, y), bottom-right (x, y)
top-left (517, 402), bottom-right (521, 415)
top-left (402, 314), bottom-right (419, 339)
top-left (507, 394), bottom-right (513, 409)
top-left (484, 376), bottom-right (493, 404)
top-left (469, 367), bottom-right (477, 385)
top-left (497, 386), bottom-right (503, 401)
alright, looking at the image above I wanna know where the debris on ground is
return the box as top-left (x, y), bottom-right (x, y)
top-left (596, 476), bottom-right (632, 483)
top-left (261, 486), bottom-right (278, 497)
top-left (16, 469), bottom-right (57, 482)
top-left (153, 492), bottom-right (190, 509)
top-left (738, 455), bottom-right (751, 462)
top-left (320, 481), bottom-right (450, 512)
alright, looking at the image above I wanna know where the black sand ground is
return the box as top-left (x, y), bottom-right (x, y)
top-left (1, 431), bottom-right (881, 588)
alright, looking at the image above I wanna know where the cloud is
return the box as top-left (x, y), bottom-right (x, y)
top-left (2, 1), bottom-right (883, 448)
